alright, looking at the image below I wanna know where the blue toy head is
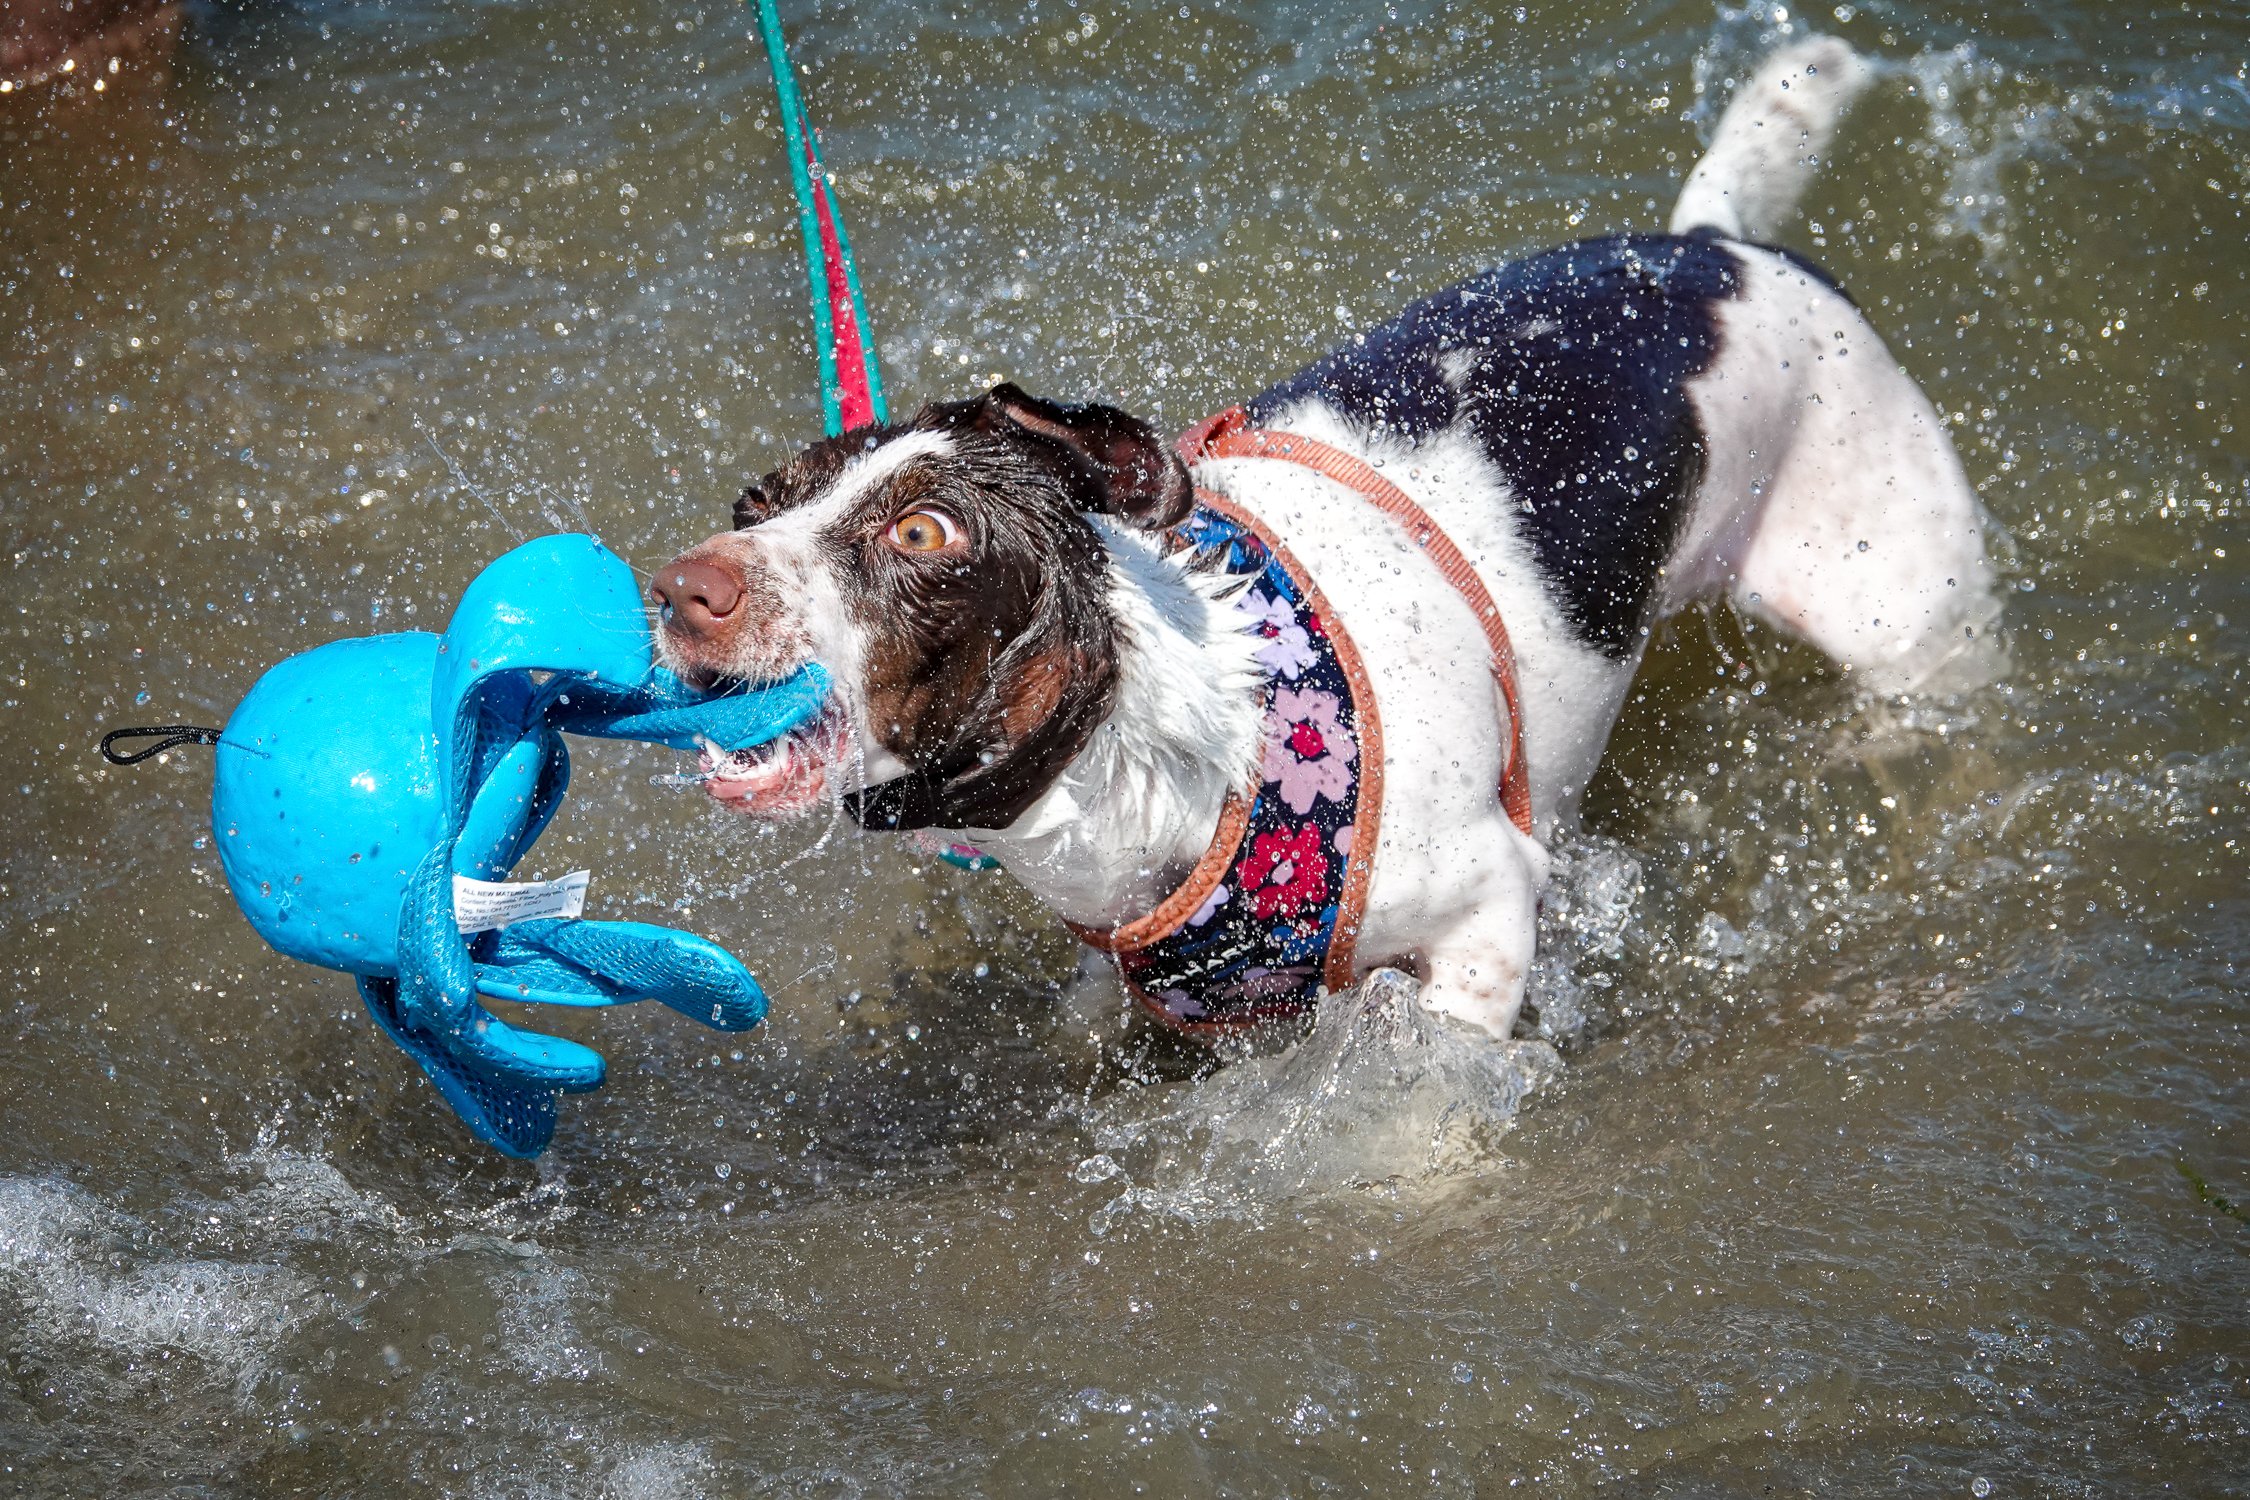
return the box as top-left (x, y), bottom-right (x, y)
top-left (214, 632), bottom-right (448, 976)
top-left (210, 535), bottom-right (829, 1157)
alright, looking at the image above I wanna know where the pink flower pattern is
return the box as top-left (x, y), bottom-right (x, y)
top-left (1236, 589), bottom-right (1318, 680)
top-left (1106, 505), bottom-right (1366, 1031)
top-left (1263, 686), bottom-right (1357, 815)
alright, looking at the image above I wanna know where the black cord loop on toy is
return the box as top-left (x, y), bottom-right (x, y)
top-left (99, 725), bottom-right (225, 766)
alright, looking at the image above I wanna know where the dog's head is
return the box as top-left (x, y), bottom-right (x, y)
top-left (653, 384), bottom-right (1192, 828)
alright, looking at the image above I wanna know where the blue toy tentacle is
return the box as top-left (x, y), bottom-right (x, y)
top-left (390, 841), bottom-right (606, 1155)
top-left (555, 663), bottom-right (831, 753)
top-left (499, 918), bottom-right (769, 1031)
top-left (360, 977), bottom-right (561, 1159)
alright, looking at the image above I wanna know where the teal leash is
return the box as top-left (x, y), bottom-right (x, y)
top-left (744, 6), bottom-right (989, 874)
top-left (749, 0), bottom-right (887, 436)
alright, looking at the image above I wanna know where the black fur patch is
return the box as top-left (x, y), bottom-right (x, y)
top-left (1687, 226), bottom-right (1854, 306)
top-left (1248, 233), bottom-right (1750, 655)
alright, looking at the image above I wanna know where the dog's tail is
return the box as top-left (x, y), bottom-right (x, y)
top-left (1668, 36), bottom-right (1874, 241)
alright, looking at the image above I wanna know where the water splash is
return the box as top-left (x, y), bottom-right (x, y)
top-left (1902, 45), bottom-right (2082, 267)
top-left (485, 1243), bottom-right (605, 1387)
top-left (598, 1442), bottom-right (718, 1500)
top-left (0, 1176), bottom-right (318, 1401)
top-left (1081, 970), bottom-right (1562, 1227)
top-left (1525, 835), bottom-right (1646, 1047)
top-left (222, 1141), bottom-right (418, 1246)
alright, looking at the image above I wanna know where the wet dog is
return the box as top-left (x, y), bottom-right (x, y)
top-left (653, 38), bottom-right (2002, 1041)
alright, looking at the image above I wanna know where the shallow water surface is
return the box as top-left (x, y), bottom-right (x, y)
top-left (2, 0), bottom-right (2246, 1493)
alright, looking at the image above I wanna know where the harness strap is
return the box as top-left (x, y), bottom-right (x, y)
top-left (1068, 488), bottom-right (1386, 1005)
top-left (1183, 407), bottom-right (1536, 839)
top-left (1067, 411), bottom-right (1537, 1026)
top-left (1067, 786), bottom-right (1251, 954)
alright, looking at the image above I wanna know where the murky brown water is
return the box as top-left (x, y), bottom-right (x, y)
top-left (3, 1), bottom-right (2246, 1493)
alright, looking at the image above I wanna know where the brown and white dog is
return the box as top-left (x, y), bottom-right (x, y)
top-left (652, 39), bottom-right (2002, 1042)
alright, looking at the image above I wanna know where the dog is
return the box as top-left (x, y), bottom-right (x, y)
top-left (651, 37), bottom-right (2002, 1043)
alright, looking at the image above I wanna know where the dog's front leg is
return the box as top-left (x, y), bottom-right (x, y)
top-left (1420, 940), bottom-right (1532, 1040)
top-left (1403, 849), bottom-right (1543, 1041)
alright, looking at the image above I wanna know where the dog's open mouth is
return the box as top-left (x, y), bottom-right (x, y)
top-left (693, 700), bottom-right (853, 818)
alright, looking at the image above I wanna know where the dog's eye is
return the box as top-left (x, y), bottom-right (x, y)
top-left (887, 509), bottom-right (960, 553)
top-left (733, 483), bottom-right (775, 530)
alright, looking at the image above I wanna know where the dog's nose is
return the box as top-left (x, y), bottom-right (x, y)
top-left (651, 557), bottom-right (744, 638)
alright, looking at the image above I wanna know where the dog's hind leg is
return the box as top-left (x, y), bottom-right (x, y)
top-left (1693, 251), bottom-right (2007, 695)
top-left (1665, 37), bottom-right (2004, 694)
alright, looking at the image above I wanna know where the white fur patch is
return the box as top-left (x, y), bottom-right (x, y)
top-left (707, 428), bottom-right (959, 791)
top-left (758, 428), bottom-right (956, 555)
top-left (966, 516), bottom-right (1264, 923)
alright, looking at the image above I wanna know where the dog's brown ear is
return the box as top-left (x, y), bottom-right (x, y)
top-left (977, 383), bottom-right (1193, 532)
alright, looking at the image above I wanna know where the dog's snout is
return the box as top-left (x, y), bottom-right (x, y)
top-left (652, 557), bottom-right (744, 638)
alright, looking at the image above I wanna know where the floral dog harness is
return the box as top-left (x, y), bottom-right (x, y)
top-left (1071, 490), bottom-right (1382, 1028)
top-left (1070, 410), bottom-right (1533, 1032)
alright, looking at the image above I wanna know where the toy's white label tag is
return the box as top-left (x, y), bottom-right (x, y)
top-left (453, 871), bottom-right (590, 933)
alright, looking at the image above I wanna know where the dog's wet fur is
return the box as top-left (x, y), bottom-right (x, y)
top-left (655, 37), bottom-right (2004, 1041)
top-left (678, 387), bottom-right (1197, 831)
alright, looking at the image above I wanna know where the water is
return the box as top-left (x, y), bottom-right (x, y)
top-left (3, 0), bottom-right (2245, 1492)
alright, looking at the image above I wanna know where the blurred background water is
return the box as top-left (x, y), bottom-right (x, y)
top-left (1, 0), bottom-right (2245, 1493)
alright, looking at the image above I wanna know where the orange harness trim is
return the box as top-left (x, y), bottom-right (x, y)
top-left (1070, 485), bottom-right (1384, 1003)
top-left (1068, 410), bottom-right (1535, 1028)
top-left (1184, 408), bottom-right (1536, 838)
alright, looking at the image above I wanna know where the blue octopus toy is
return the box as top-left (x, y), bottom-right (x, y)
top-left (102, 5), bottom-right (888, 1158)
top-left (187, 534), bottom-right (827, 1157)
